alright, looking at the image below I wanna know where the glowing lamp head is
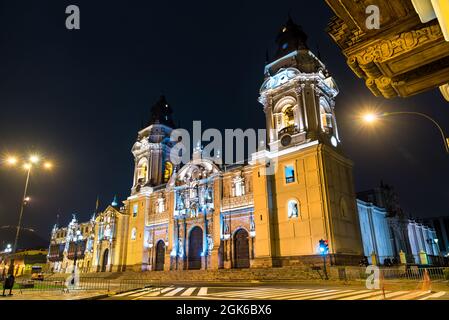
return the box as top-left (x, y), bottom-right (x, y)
top-left (29, 155), bottom-right (40, 164)
top-left (44, 162), bottom-right (53, 170)
top-left (23, 163), bottom-right (32, 170)
top-left (363, 113), bottom-right (378, 123)
top-left (6, 156), bottom-right (18, 166)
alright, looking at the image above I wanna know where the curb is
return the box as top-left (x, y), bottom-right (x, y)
top-left (79, 294), bottom-right (110, 300)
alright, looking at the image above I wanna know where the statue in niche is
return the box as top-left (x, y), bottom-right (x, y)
top-left (224, 221), bottom-right (230, 236)
top-left (176, 192), bottom-right (185, 210)
top-left (178, 239), bottom-right (184, 257)
top-left (250, 215), bottom-right (255, 232)
top-left (207, 234), bottom-right (214, 254)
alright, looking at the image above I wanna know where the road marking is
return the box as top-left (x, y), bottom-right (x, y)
top-left (129, 289), bottom-right (160, 298)
top-left (163, 287), bottom-right (185, 296)
top-left (197, 287), bottom-right (208, 296)
top-left (238, 289), bottom-right (320, 300)
top-left (115, 288), bottom-right (157, 297)
top-left (181, 287), bottom-right (197, 296)
top-left (299, 290), bottom-right (355, 300)
top-left (214, 288), bottom-right (317, 299)
top-left (418, 291), bottom-right (446, 300)
top-left (365, 291), bottom-right (409, 300)
top-left (286, 290), bottom-right (340, 300)
top-left (312, 290), bottom-right (371, 300)
top-left (137, 286), bottom-right (174, 298)
top-left (265, 289), bottom-right (324, 300)
top-left (337, 290), bottom-right (388, 300)
top-left (394, 290), bottom-right (432, 300)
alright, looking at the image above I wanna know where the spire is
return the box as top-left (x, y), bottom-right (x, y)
top-left (111, 195), bottom-right (118, 207)
top-left (274, 15), bottom-right (309, 60)
top-left (148, 95), bottom-right (175, 128)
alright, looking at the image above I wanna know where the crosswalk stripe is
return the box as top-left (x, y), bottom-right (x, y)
top-left (213, 289), bottom-right (325, 300)
top-left (198, 287), bottom-right (208, 296)
top-left (338, 290), bottom-right (388, 300)
top-left (286, 290), bottom-right (340, 300)
top-left (298, 290), bottom-right (355, 300)
top-left (163, 287), bottom-right (185, 296)
top-left (394, 291), bottom-right (432, 300)
top-left (418, 291), bottom-right (446, 300)
top-left (129, 289), bottom-right (160, 298)
top-left (213, 289), bottom-right (315, 299)
top-left (115, 288), bottom-right (157, 297)
top-left (265, 289), bottom-right (325, 300)
top-left (238, 289), bottom-right (321, 300)
top-left (136, 286), bottom-right (174, 298)
top-left (365, 291), bottom-right (409, 300)
top-left (181, 287), bottom-right (197, 296)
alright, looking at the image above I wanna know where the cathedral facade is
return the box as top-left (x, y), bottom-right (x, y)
top-left (48, 19), bottom-right (364, 273)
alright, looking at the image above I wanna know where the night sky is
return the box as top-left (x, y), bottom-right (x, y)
top-left (0, 1), bottom-right (448, 240)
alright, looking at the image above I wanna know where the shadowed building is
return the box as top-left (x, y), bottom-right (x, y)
top-left (324, 0), bottom-right (449, 101)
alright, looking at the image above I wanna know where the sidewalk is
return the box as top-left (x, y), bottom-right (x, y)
top-left (0, 290), bottom-right (109, 300)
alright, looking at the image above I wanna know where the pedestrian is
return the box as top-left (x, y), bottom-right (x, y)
top-left (2, 274), bottom-right (15, 296)
top-left (8, 274), bottom-right (15, 296)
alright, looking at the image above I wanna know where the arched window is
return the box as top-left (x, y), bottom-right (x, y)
top-left (287, 199), bottom-right (300, 218)
top-left (156, 197), bottom-right (165, 213)
top-left (232, 175), bottom-right (245, 197)
top-left (320, 100), bottom-right (333, 134)
top-left (137, 159), bottom-right (148, 183)
top-left (282, 105), bottom-right (295, 129)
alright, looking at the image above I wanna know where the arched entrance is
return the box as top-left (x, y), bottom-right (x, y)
top-left (188, 226), bottom-right (203, 270)
top-left (234, 229), bottom-right (250, 268)
top-left (101, 249), bottom-right (109, 272)
top-left (155, 240), bottom-right (165, 271)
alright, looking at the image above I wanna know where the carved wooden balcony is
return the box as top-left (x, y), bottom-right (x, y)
top-left (222, 193), bottom-right (254, 211)
top-left (325, 0), bottom-right (449, 100)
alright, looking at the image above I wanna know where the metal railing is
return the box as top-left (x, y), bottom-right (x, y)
top-left (340, 266), bottom-right (449, 282)
top-left (1, 277), bottom-right (167, 294)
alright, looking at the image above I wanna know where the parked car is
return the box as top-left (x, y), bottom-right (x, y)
top-left (31, 266), bottom-right (44, 281)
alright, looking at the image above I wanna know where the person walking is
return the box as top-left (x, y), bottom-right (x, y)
top-left (2, 274), bottom-right (15, 296)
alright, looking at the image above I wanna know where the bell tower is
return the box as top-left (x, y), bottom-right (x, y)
top-left (131, 95), bottom-right (175, 194)
top-left (260, 16), bottom-right (340, 153)
top-left (252, 17), bottom-right (363, 267)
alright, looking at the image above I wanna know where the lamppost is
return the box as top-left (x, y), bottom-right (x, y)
top-left (318, 239), bottom-right (329, 280)
top-left (362, 111), bottom-right (449, 154)
top-left (3, 154), bottom-right (53, 275)
top-left (71, 229), bottom-right (83, 286)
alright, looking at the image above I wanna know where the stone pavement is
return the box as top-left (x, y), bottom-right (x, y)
top-left (0, 290), bottom-right (109, 300)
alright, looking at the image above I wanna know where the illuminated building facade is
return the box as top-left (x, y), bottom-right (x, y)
top-left (48, 18), bottom-right (366, 273)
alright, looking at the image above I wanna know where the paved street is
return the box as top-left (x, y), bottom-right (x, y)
top-left (106, 285), bottom-right (449, 301)
top-left (0, 290), bottom-right (109, 300)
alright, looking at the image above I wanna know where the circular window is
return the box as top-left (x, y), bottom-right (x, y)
top-left (281, 134), bottom-right (292, 147)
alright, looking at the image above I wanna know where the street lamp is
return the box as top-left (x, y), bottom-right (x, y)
top-left (362, 111), bottom-right (449, 154)
top-left (318, 239), bottom-right (329, 280)
top-left (4, 244), bottom-right (12, 254)
top-left (2, 153), bottom-right (53, 275)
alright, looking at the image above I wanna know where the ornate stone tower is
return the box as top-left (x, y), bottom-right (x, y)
top-left (125, 96), bottom-right (176, 271)
top-left (260, 17), bottom-right (341, 152)
top-left (252, 17), bottom-right (364, 267)
top-left (131, 95), bottom-right (175, 194)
